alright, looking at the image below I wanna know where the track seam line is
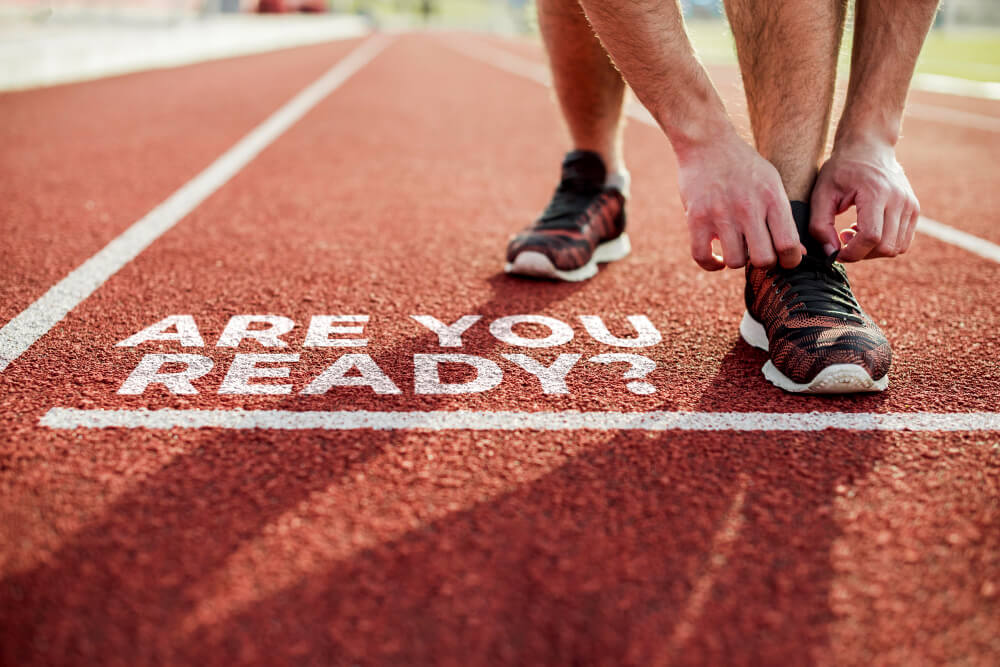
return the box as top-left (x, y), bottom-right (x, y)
top-left (38, 408), bottom-right (1000, 431)
top-left (443, 37), bottom-right (1000, 265)
top-left (905, 102), bottom-right (1000, 133)
top-left (0, 34), bottom-right (393, 373)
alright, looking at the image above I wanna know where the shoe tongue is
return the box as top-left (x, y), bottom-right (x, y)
top-left (560, 150), bottom-right (607, 189)
top-left (790, 200), bottom-right (829, 260)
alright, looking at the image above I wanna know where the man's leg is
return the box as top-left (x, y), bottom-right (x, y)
top-left (727, 0), bottom-right (893, 394)
top-left (504, 0), bottom-right (631, 282)
top-left (724, 0), bottom-right (847, 202)
top-left (537, 0), bottom-right (626, 175)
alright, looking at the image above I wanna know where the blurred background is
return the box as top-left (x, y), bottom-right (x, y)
top-left (1, 0), bottom-right (997, 91)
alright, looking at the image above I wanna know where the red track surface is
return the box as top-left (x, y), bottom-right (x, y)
top-left (1, 33), bottom-right (998, 665)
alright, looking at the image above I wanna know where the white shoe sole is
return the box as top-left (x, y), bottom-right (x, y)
top-left (739, 311), bottom-right (888, 394)
top-left (504, 233), bottom-right (631, 282)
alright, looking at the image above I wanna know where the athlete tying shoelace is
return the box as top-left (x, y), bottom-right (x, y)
top-left (505, 0), bottom-right (938, 394)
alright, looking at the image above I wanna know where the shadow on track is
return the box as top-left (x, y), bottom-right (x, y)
top-left (170, 414), bottom-right (891, 664)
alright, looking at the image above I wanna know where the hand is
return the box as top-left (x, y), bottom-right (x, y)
top-left (677, 131), bottom-right (804, 271)
top-left (809, 138), bottom-right (920, 262)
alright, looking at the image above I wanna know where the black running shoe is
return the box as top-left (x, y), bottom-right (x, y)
top-left (739, 201), bottom-right (892, 393)
top-left (505, 150), bottom-right (629, 282)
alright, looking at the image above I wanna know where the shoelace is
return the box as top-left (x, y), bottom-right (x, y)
top-left (536, 177), bottom-right (603, 231)
top-left (773, 255), bottom-right (865, 325)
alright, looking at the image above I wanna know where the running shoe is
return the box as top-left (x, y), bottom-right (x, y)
top-left (505, 150), bottom-right (629, 282)
top-left (739, 202), bottom-right (891, 393)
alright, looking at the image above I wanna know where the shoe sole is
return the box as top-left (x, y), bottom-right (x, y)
top-left (504, 233), bottom-right (631, 282)
top-left (738, 311), bottom-right (888, 394)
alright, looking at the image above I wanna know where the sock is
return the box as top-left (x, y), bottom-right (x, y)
top-left (605, 169), bottom-right (631, 199)
top-left (790, 200), bottom-right (827, 259)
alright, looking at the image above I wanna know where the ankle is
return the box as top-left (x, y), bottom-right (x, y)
top-left (605, 168), bottom-right (631, 199)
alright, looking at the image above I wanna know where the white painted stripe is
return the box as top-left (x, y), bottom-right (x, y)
top-left (917, 216), bottom-right (1000, 263)
top-left (444, 38), bottom-right (551, 84)
top-left (912, 73), bottom-right (1000, 102)
top-left (38, 408), bottom-right (1000, 432)
top-left (447, 38), bottom-right (1000, 267)
top-left (0, 34), bottom-right (392, 373)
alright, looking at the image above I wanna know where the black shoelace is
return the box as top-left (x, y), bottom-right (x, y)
top-left (536, 177), bottom-right (602, 231)
top-left (773, 254), bottom-right (864, 324)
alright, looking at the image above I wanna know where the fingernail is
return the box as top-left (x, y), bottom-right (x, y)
top-left (823, 243), bottom-right (838, 256)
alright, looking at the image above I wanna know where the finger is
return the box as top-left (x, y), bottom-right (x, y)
top-left (868, 201), bottom-right (903, 259)
top-left (839, 201), bottom-right (885, 262)
top-left (840, 227), bottom-right (857, 245)
top-left (690, 224), bottom-right (725, 271)
top-left (898, 207), bottom-right (919, 254)
top-left (809, 184), bottom-right (842, 257)
top-left (744, 210), bottom-right (778, 268)
top-left (717, 223), bottom-right (748, 269)
top-left (766, 198), bottom-right (804, 268)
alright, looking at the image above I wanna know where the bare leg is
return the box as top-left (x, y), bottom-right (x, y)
top-left (537, 0), bottom-right (626, 175)
top-left (724, 0), bottom-right (847, 201)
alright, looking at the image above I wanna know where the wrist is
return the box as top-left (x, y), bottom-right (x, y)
top-left (834, 114), bottom-right (901, 151)
top-left (640, 69), bottom-right (736, 161)
top-left (667, 111), bottom-right (741, 163)
top-left (830, 129), bottom-right (898, 162)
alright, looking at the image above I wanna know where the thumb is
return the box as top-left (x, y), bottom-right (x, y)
top-left (809, 184), bottom-right (842, 257)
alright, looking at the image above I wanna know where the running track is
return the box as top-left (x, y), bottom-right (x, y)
top-left (1, 33), bottom-right (998, 665)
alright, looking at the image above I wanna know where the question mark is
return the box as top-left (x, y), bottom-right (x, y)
top-left (588, 353), bottom-right (657, 395)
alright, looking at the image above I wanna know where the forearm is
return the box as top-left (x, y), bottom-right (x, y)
top-left (836, 0), bottom-right (939, 146)
top-left (576, 0), bottom-right (736, 157)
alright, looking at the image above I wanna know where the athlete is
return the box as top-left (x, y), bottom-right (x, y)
top-left (505, 0), bottom-right (939, 393)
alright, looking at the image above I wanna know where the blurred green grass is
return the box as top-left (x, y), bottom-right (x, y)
top-left (918, 30), bottom-right (1000, 81)
top-left (685, 19), bottom-right (1000, 82)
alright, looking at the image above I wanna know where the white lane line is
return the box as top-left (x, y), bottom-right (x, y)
top-left (445, 38), bottom-right (1000, 266)
top-left (917, 216), bottom-right (1000, 263)
top-left (912, 73), bottom-right (1000, 102)
top-left (0, 34), bottom-right (392, 373)
top-left (38, 408), bottom-right (1000, 431)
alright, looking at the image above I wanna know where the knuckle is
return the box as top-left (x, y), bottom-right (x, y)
top-left (686, 209), bottom-right (707, 225)
top-left (752, 253), bottom-right (777, 269)
top-left (735, 196), bottom-right (757, 216)
top-left (775, 238), bottom-right (798, 253)
top-left (858, 228), bottom-right (880, 244)
top-left (687, 203), bottom-right (711, 223)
